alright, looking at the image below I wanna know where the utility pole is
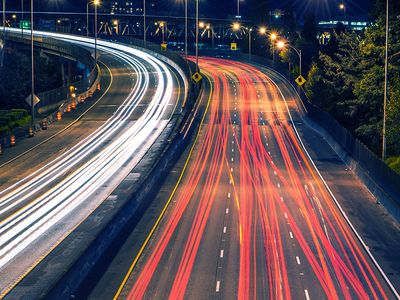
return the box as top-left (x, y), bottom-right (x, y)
top-left (382, 0), bottom-right (389, 160)
top-left (30, 0), bottom-right (34, 127)
top-left (21, 0), bottom-right (24, 38)
top-left (143, 0), bottom-right (146, 48)
top-left (185, 0), bottom-right (187, 57)
top-left (195, 0), bottom-right (199, 71)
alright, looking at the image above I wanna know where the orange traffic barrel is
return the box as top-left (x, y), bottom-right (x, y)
top-left (67, 104), bottom-right (71, 113)
top-left (28, 127), bottom-right (34, 138)
top-left (10, 135), bottom-right (16, 146)
top-left (71, 102), bottom-right (76, 110)
top-left (57, 111), bottom-right (62, 121)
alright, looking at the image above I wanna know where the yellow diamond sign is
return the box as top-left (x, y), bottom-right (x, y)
top-left (295, 75), bottom-right (306, 87)
top-left (192, 72), bottom-right (203, 83)
top-left (231, 42), bottom-right (237, 51)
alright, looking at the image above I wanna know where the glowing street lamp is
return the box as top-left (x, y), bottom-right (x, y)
top-left (339, 3), bottom-right (346, 18)
top-left (232, 22), bottom-right (241, 31)
top-left (259, 27), bottom-right (267, 35)
top-left (199, 21), bottom-right (205, 29)
top-left (232, 23), bottom-right (253, 62)
top-left (277, 40), bottom-right (302, 77)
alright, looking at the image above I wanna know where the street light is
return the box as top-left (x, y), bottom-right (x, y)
top-left (277, 40), bottom-right (302, 77)
top-left (339, 3), bottom-right (346, 18)
top-left (30, 0), bottom-right (34, 128)
top-left (93, 0), bottom-right (100, 66)
top-left (382, 0), bottom-right (389, 160)
top-left (86, 1), bottom-right (89, 36)
top-left (233, 23), bottom-right (253, 62)
top-left (143, 0), bottom-right (146, 48)
top-left (195, 0), bottom-right (199, 71)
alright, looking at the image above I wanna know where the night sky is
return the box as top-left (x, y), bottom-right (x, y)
top-left (8, 0), bottom-right (374, 21)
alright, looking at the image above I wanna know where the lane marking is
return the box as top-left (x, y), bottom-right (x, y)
top-left (226, 208), bottom-right (229, 214)
top-left (296, 256), bottom-right (301, 265)
top-left (223, 226), bottom-right (227, 233)
top-left (305, 289), bottom-right (311, 300)
top-left (220, 250), bottom-right (224, 258)
top-left (216, 281), bottom-right (221, 292)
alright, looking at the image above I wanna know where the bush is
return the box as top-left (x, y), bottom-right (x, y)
top-left (386, 157), bottom-right (400, 175)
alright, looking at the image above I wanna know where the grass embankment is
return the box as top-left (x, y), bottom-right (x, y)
top-left (0, 109), bottom-right (32, 135)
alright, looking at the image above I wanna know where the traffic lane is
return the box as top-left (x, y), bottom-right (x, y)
top-left (0, 50), bottom-right (139, 293)
top-left (0, 51), bottom-right (140, 220)
top-left (0, 52), bottom-right (179, 294)
top-left (255, 68), bottom-right (393, 298)
top-left (1, 60), bottom-right (185, 300)
top-left (87, 74), bottom-right (209, 300)
top-left (116, 74), bottom-right (226, 299)
top-left (264, 68), bottom-right (400, 295)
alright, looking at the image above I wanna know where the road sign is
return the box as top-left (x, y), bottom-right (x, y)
top-left (231, 42), bottom-right (237, 51)
top-left (25, 93), bottom-right (40, 107)
top-left (295, 75), bottom-right (306, 87)
top-left (161, 43), bottom-right (167, 51)
top-left (192, 72), bottom-right (202, 83)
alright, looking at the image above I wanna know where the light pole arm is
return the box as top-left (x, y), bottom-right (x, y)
top-left (287, 44), bottom-right (302, 76)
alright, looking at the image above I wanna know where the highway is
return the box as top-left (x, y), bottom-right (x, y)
top-left (0, 30), bottom-right (186, 295)
top-left (111, 58), bottom-right (397, 299)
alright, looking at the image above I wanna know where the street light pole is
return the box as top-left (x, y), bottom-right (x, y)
top-left (86, 2), bottom-right (89, 37)
top-left (248, 27), bottom-right (252, 62)
top-left (30, 0), bottom-right (34, 127)
top-left (2, 0), bottom-right (5, 42)
top-left (382, 0), bottom-right (389, 160)
top-left (21, 0), bottom-right (23, 38)
top-left (195, 0), bottom-right (199, 71)
top-left (143, 0), bottom-right (146, 48)
top-left (94, 0), bottom-right (98, 65)
top-left (185, 0), bottom-right (187, 57)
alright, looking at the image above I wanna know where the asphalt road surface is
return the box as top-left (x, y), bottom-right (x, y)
top-left (109, 57), bottom-right (398, 300)
top-left (0, 30), bottom-right (185, 296)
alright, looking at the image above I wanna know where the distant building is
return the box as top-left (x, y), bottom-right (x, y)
top-left (317, 16), bottom-right (372, 32)
top-left (103, 0), bottom-right (143, 15)
top-left (317, 15), bottom-right (372, 45)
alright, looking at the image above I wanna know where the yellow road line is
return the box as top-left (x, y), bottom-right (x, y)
top-left (113, 74), bottom-right (213, 300)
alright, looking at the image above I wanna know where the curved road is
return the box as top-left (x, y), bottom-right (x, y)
top-left (0, 30), bottom-right (186, 296)
top-left (110, 58), bottom-right (398, 300)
